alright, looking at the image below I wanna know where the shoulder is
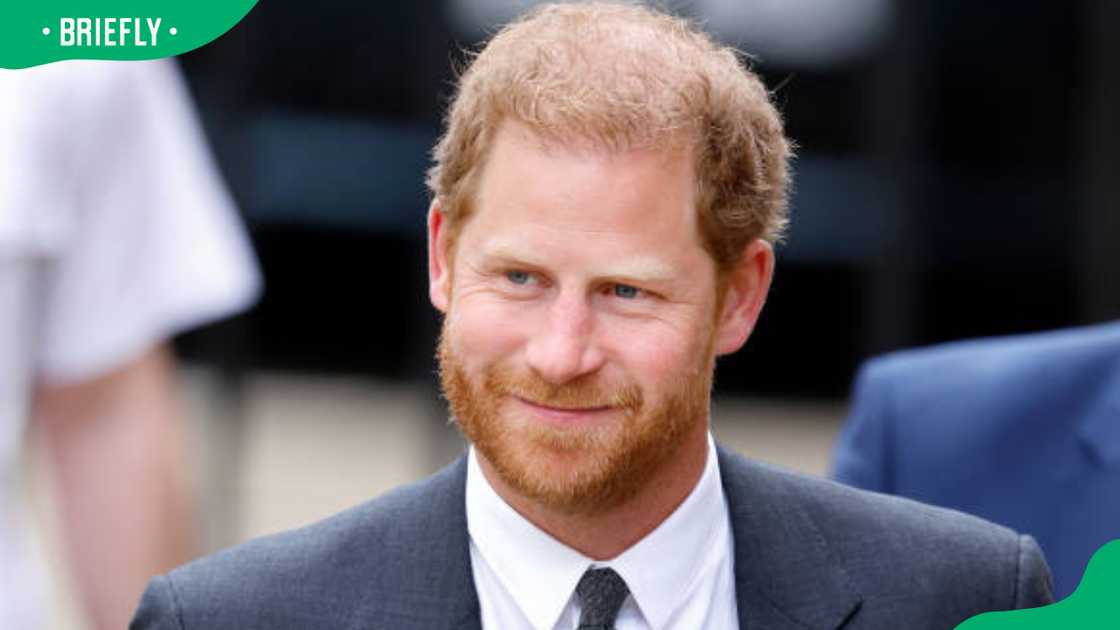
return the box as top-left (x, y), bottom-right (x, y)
top-left (859, 321), bottom-right (1120, 394)
top-left (723, 448), bottom-right (1026, 564)
top-left (178, 458), bottom-right (459, 579)
top-left (755, 460), bottom-right (1017, 556)
top-left (133, 457), bottom-right (474, 629)
top-left (842, 322), bottom-right (1120, 445)
top-left (719, 449), bottom-right (1052, 621)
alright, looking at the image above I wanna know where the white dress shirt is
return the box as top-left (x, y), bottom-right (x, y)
top-left (466, 435), bottom-right (739, 630)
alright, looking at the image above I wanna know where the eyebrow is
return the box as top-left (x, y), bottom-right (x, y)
top-left (480, 239), bottom-right (677, 285)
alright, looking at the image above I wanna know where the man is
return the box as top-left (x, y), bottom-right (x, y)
top-left (832, 322), bottom-right (1120, 600)
top-left (1, 59), bottom-right (260, 630)
top-left (131, 4), bottom-right (1052, 629)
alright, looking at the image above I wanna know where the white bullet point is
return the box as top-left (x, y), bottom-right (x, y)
top-left (42, 27), bottom-right (50, 35)
top-left (169, 27), bottom-right (178, 35)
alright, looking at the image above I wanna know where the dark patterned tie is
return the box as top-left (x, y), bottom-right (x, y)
top-left (576, 567), bottom-right (630, 630)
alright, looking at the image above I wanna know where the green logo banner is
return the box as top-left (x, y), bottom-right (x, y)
top-left (957, 539), bottom-right (1120, 629)
top-left (0, 0), bottom-right (258, 69)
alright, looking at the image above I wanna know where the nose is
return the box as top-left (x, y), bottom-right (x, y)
top-left (524, 291), bottom-right (605, 385)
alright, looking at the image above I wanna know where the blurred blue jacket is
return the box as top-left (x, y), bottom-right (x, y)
top-left (832, 322), bottom-right (1120, 599)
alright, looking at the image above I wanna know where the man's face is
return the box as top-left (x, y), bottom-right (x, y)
top-left (432, 122), bottom-right (729, 514)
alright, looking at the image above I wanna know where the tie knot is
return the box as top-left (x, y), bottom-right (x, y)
top-left (575, 567), bottom-right (630, 629)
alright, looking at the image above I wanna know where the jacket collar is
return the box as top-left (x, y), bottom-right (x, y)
top-left (433, 455), bottom-right (484, 629)
top-left (718, 446), bottom-right (863, 630)
top-left (354, 455), bottom-right (482, 630)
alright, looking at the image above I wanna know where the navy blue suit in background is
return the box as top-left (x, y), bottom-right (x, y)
top-left (832, 322), bottom-right (1120, 600)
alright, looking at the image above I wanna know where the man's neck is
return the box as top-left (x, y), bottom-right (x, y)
top-left (475, 422), bottom-right (711, 560)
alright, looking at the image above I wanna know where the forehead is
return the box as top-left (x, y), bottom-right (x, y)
top-left (458, 121), bottom-right (709, 275)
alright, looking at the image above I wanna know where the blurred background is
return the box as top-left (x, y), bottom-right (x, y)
top-left (173, 0), bottom-right (1119, 395)
top-left (25, 0), bottom-right (1118, 627)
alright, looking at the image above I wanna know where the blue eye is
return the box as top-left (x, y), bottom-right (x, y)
top-left (613, 284), bottom-right (640, 299)
top-left (506, 270), bottom-right (532, 285)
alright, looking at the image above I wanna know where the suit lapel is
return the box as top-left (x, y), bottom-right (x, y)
top-left (351, 455), bottom-right (482, 630)
top-left (421, 455), bottom-right (482, 630)
top-left (718, 447), bottom-right (862, 630)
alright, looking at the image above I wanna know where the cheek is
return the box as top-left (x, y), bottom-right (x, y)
top-left (601, 319), bottom-right (711, 387)
top-left (446, 296), bottom-right (532, 365)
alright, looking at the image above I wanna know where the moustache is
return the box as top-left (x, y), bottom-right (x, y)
top-left (485, 367), bottom-right (644, 415)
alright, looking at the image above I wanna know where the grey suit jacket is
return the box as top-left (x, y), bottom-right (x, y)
top-left (131, 447), bottom-right (1053, 629)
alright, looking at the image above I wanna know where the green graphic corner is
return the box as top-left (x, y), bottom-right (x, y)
top-left (957, 539), bottom-right (1120, 629)
top-left (1, 1), bottom-right (258, 69)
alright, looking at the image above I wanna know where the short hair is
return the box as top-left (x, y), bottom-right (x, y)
top-left (427, 1), bottom-right (791, 272)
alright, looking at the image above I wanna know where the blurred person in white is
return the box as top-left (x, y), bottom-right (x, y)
top-left (0, 59), bottom-right (260, 630)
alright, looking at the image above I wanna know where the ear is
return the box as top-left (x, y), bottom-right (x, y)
top-left (713, 239), bottom-right (775, 356)
top-left (427, 199), bottom-right (452, 313)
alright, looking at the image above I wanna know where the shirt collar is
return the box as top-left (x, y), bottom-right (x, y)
top-left (466, 448), bottom-right (589, 629)
top-left (466, 435), bottom-right (729, 630)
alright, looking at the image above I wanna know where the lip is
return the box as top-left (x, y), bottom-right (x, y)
top-left (512, 396), bottom-right (613, 426)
